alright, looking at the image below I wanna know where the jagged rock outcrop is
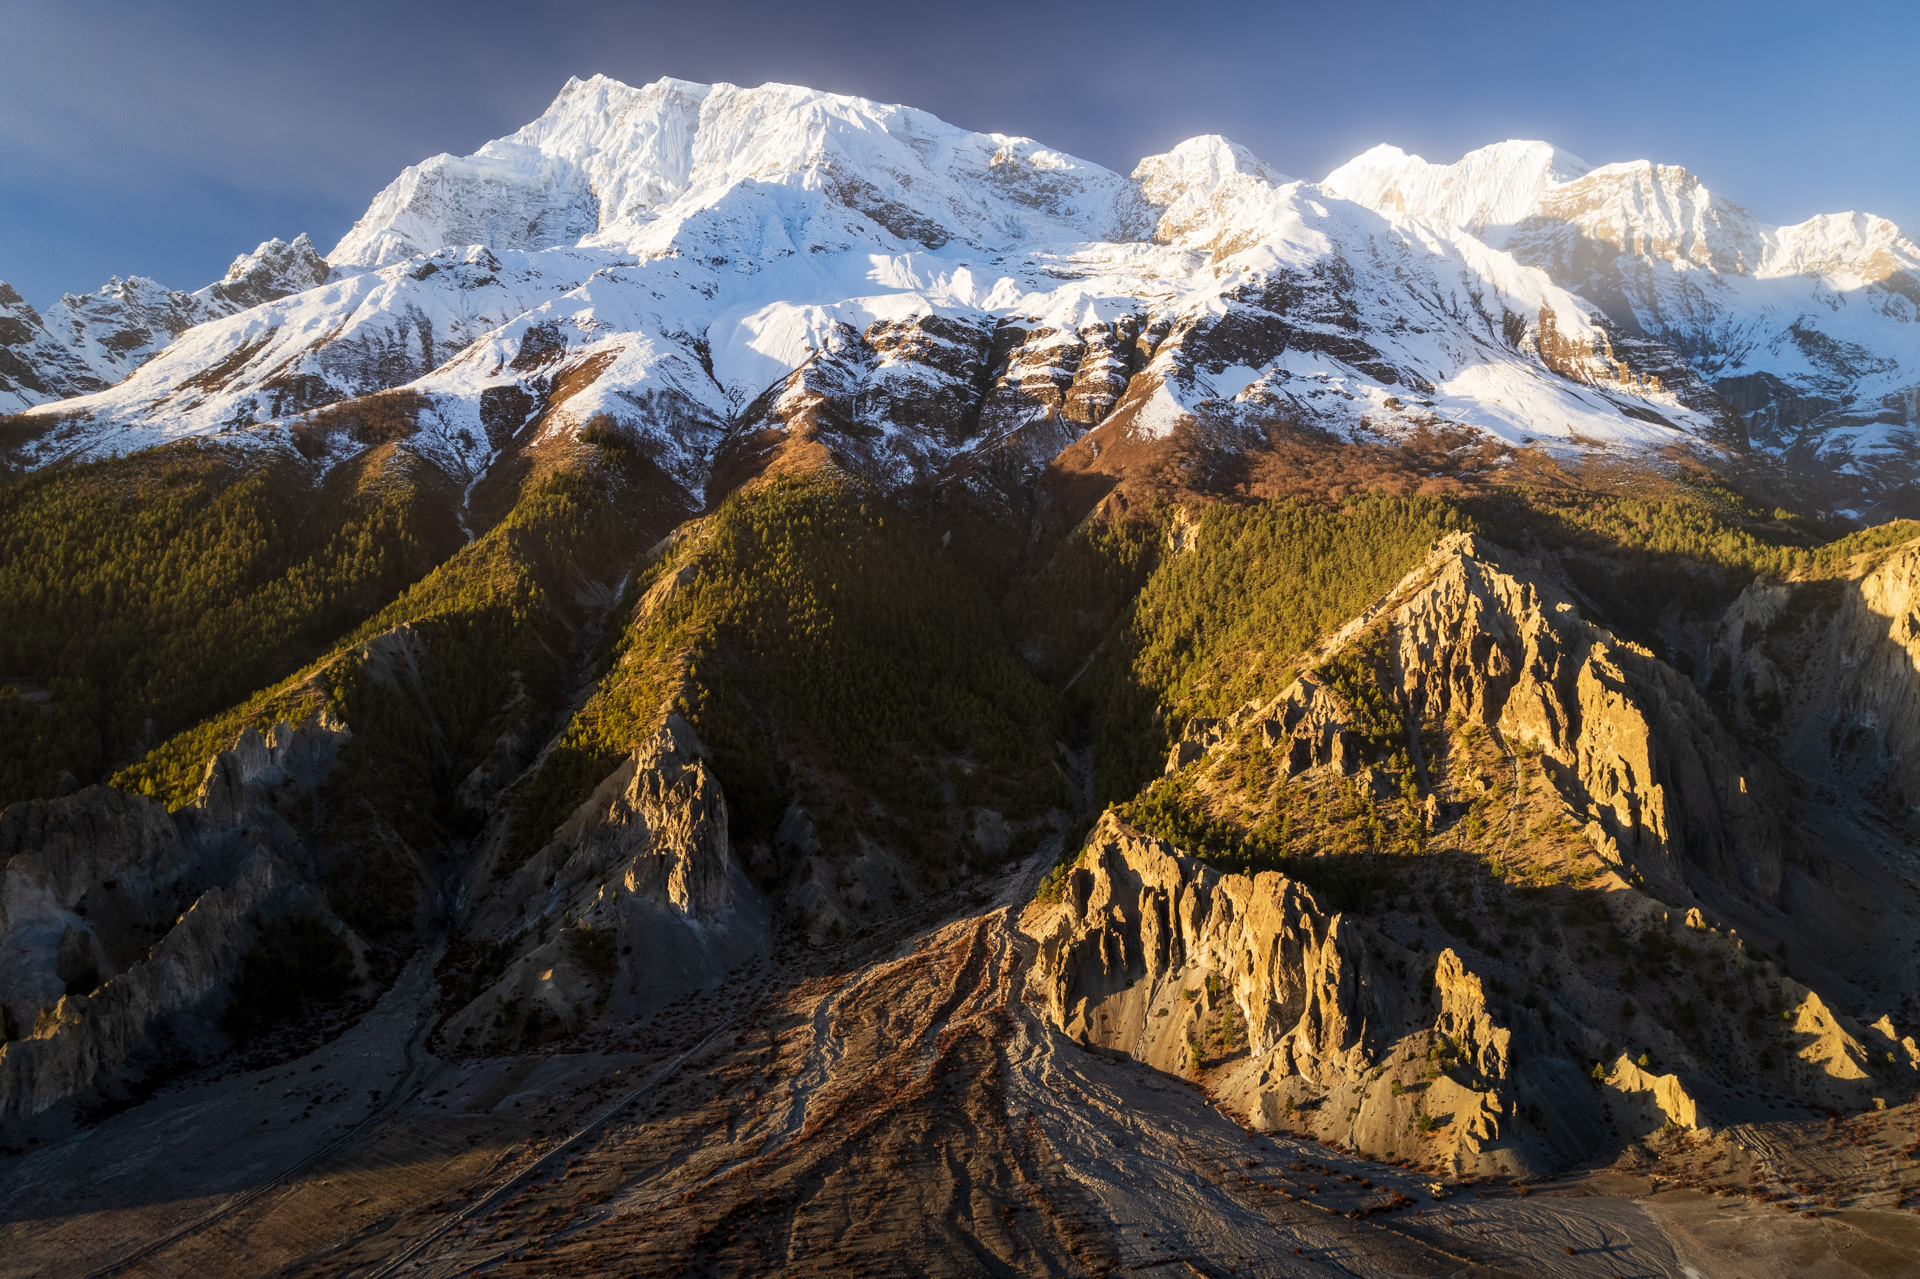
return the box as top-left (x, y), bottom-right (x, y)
top-left (1595, 905), bottom-right (1917, 1126)
top-left (1114, 530), bottom-right (1920, 1164)
top-left (0, 849), bottom-right (345, 1134)
top-left (196, 713), bottom-right (353, 826)
top-left (1398, 533), bottom-right (1788, 901)
top-left (446, 716), bottom-right (768, 1049)
top-left (0, 788), bottom-right (199, 1028)
top-left (1176, 531), bottom-right (1791, 905)
top-left (1025, 814), bottom-right (1920, 1174)
top-left (191, 234), bottom-right (331, 318)
top-left (0, 716), bottom-right (357, 1135)
top-left (1593, 964), bottom-right (1919, 1126)
top-left (1024, 814), bottom-right (1601, 1175)
top-left (1717, 532), bottom-right (1920, 817)
top-left (1601, 1053), bottom-right (1702, 1132)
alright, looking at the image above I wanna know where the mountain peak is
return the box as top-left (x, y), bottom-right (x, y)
top-left (1321, 138), bottom-right (1588, 239)
top-left (326, 74), bottom-right (1149, 270)
top-left (1134, 134), bottom-right (1289, 199)
top-left (195, 234), bottom-right (330, 316)
top-left (13, 77), bottom-right (1920, 526)
top-left (1131, 134), bottom-right (1290, 246)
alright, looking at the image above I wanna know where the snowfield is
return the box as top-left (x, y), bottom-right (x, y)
top-left (6, 74), bottom-right (1916, 514)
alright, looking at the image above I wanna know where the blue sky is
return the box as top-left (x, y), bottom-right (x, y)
top-left (4, 0), bottom-right (1915, 306)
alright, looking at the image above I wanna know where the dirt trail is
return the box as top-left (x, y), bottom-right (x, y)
top-left (8, 849), bottom-right (1920, 1277)
top-left (333, 863), bottom-right (1704, 1278)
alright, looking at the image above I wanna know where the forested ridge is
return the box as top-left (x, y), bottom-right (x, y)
top-left (3, 427), bottom-right (1906, 947)
top-left (1011, 477), bottom-right (1896, 813)
top-left (0, 440), bottom-right (463, 806)
top-left (1066, 495), bottom-right (1468, 806)
top-left (97, 436), bottom-right (677, 937)
top-left (502, 472), bottom-right (1062, 883)
top-left (113, 438), bottom-right (670, 804)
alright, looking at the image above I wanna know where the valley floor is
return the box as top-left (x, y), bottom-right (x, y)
top-left (5, 850), bottom-right (1919, 1279)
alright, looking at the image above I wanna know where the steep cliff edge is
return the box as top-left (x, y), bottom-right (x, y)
top-left (442, 715), bottom-right (769, 1050)
top-left (1401, 532), bottom-right (1788, 904)
top-left (1026, 815), bottom-right (1919, 1177)
top-left (0, 717), bottom-right (363, 1135)
top-left (1024, 816), bottom-right (1599, 1176)
top-left (1717, 532), bottom-right (1920, 821)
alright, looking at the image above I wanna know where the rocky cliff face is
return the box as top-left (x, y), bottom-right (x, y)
top-left (443, 715), bottom-right (768, 1051)
top-left (1025, 815), bottom-right (1604, 1176)
top-left (0, 283), bottom-right (110, 406)
top-left (0, 716), bottom-right (360, 1135)
top-left (1026, 805), bottom-right (1920, 1178)
top-left (1716, 533), bottom-right (1920, 821)
top-left (1047, 530), bottom-right (1920, 1173)
top-left (1184, 531), bottom-right (1789, 907)
top-left (1400, 533), bottom-right (1787, 903)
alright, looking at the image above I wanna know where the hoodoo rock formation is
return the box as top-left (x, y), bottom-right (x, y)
top-left (1025, 814), bottom-right (1595, 1177)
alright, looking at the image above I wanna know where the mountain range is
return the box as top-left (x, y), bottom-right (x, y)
top-left (5, 76), bottom-right (1920, 1278)
top-left (7, 74), bottom-right (1919, 521)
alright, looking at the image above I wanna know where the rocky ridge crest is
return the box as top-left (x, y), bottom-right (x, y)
top-left (1033, 531), bottom-right (1920, 1173)
top-left (442, 714), bottom-right (768, 1052)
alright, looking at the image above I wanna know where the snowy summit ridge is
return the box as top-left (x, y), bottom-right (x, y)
top-left (1325, 141), bottom-right (1920, 512)
top-left (327, 74), bottom-right (1154, 269)
top-left (1324, 140), bottom-right (1593, 242)
top-left (5, 75), bottom-right (1918, 516)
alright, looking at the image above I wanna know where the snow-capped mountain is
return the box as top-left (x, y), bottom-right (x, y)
top-left (329, 76), bottom-right (1157, 271)
top-left (1327, 142), bottom-right (1920, 514)
top-left (0, 235), bottom-right (328, 409)
top-left (9, 74), bottom-right (1902, 515)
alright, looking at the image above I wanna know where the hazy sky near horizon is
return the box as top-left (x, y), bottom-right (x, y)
top-left (3, 0), bottom-right (1915, 305)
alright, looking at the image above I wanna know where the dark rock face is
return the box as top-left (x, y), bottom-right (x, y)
top-left (714, 309), bottom-right (1152, 498)
top-left (444, 715), bottom-right (770, 1052)
top-left (0, 718), bottom-right (361, 1135)
top-left (0, 282), bottom-right (109, 403)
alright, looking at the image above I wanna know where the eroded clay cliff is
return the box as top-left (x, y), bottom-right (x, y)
top-left (1036, 532), bottom-right (1920, 1174)
top-left (1027, 812), bottom-right (1919, 1177)
top-left (443, 715), bottom-right (768, 1050)
top-left (1025, 815), bottom-right (1606, 1176)
top-left (0, 717), bottom-right (363, 1134)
